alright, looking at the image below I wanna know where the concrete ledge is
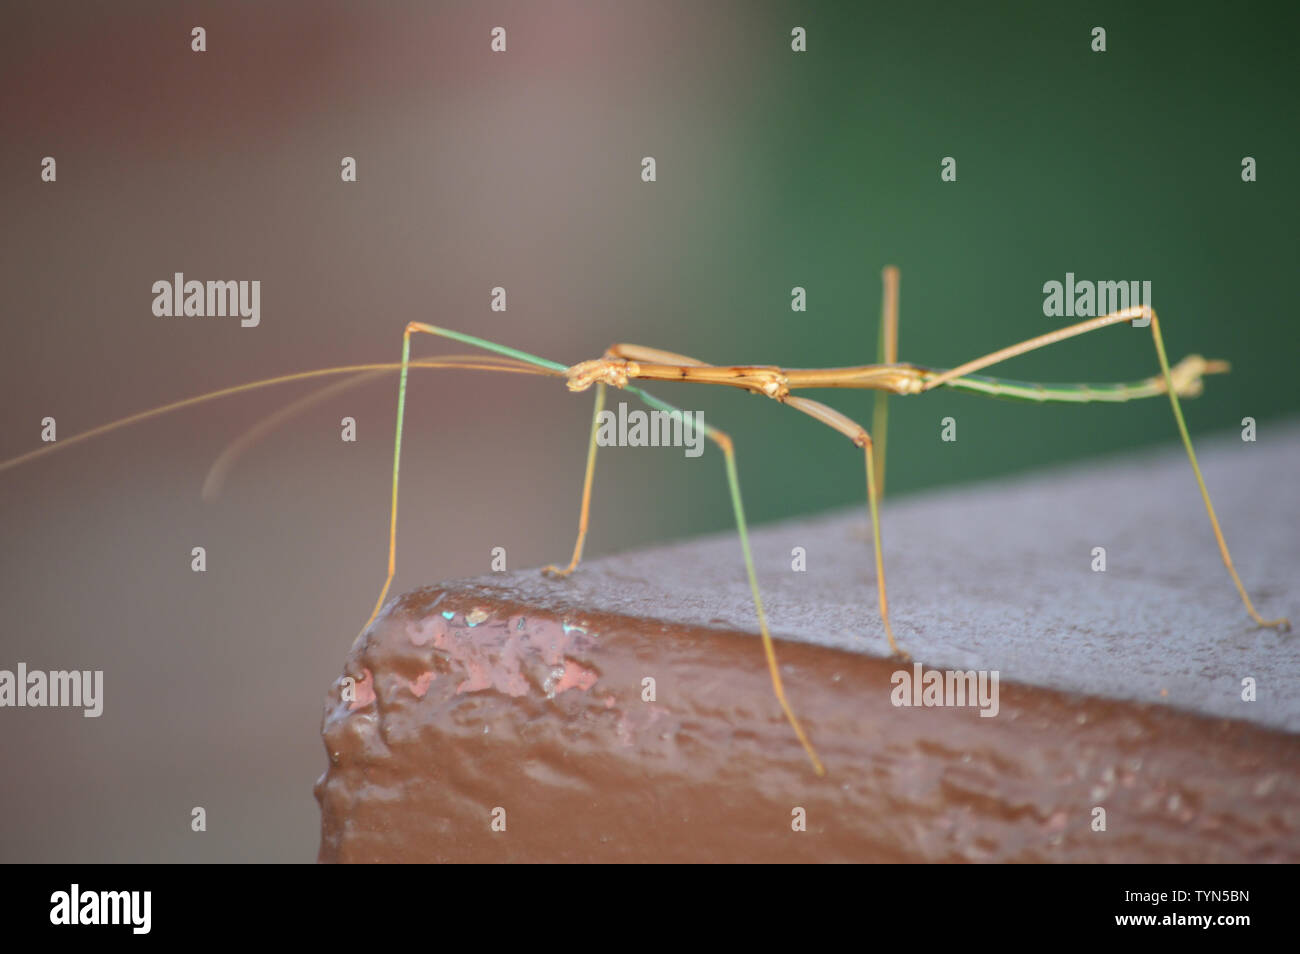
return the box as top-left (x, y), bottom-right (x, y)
top-left (316, 421), bottom-right (1299, 862)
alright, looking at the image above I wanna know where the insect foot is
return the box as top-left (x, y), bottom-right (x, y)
top-left (565, 358), bottom-right (641, 392)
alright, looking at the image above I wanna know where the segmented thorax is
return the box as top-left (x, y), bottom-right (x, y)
top-left (564, 358), bottom-right (641, 392)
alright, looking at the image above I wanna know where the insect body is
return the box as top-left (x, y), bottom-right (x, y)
top-left (4, 268), bottom-right (1287, 776)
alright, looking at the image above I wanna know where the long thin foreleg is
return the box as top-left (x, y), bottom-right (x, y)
top-left (364, 323), bottom-right (571, 629)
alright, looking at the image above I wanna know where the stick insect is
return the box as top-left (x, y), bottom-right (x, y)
top-left (2, 267), bottom-right (1288, 776)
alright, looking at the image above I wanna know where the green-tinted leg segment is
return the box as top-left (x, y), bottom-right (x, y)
top-left (716, 429), bottom-right (826, 777)
top-left (623, 384), bottom-right (825, 776)
top-left (364, 322), bottom-right (572, 630)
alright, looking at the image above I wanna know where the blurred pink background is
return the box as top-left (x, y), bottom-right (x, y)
top-left (0, 1), bottom-right (759, 861)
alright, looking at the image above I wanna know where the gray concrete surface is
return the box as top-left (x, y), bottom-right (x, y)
top-left (465, 419), bottom-right (1299, 733)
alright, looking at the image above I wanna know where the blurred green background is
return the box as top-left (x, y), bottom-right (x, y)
top-left (1, 0), bottom-right (1295, 861)
top-left (632, 0), bottom-right (1300, 532)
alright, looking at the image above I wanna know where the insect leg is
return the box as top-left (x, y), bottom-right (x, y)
top-left (544, 341), bottom-right (716, 578)
top-left (621, 383), bottom-right (826, 776)
top-left (363, 323), bottom-right (569, 631)
top-left (923, 307), bottom-right (1289, 631)
top-left (782, 396), bottom-right (905, 659)
top-left (871, 265), bottom-right (900, 497)
top-left (543, 382), bottom-right (606, 578)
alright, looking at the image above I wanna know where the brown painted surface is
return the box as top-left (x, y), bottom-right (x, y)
top-left (317, 584), bottom-right (1299, 863)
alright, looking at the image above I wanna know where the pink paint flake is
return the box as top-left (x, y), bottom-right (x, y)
top-left (551, 658), bottom-right (599, 696)
top-left (409, 671), bottom-right (436, 698)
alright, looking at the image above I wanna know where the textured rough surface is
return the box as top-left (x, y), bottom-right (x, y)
top-left (316, 424), bottom-right (1300, 862)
